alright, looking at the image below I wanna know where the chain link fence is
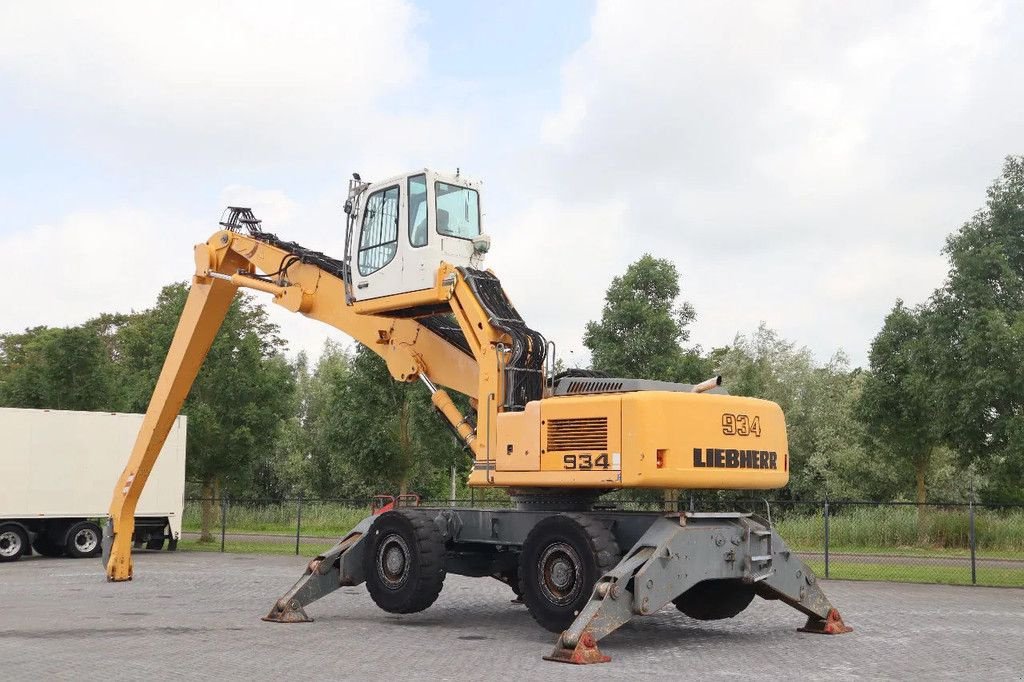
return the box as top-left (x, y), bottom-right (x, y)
top-left (179, 496), bottom-right (1023, 588)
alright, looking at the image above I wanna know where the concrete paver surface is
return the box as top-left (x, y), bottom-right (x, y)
top-left (1, 552), bottom-right (1022, 680)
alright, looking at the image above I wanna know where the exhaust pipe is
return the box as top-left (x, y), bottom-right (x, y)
top-left (691, 375), bottom-right (722, 393)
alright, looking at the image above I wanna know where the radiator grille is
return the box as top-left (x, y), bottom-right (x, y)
top-left (546, 417), bottom-right (608, 452)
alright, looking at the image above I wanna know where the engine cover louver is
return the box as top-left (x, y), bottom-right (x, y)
top-left (564, 380), bottom-right (625, 395)
top-left (546, 417), bottom-right (609, 452)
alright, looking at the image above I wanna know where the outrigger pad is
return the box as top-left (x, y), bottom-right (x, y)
top-left (263, 597), bottom-right (314, 623)
top-left (798, 608), bottom-right (853, 635)
top-left (544, 633), bottom-right (612, 665)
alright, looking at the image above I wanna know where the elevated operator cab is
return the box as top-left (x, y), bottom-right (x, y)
top-left (345, 169), bottom-right (490, 302)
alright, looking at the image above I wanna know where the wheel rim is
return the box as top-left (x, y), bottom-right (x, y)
top-left (375, 533), bottom-right (411, 591)
top-left (537, 542), bottom-right (584, 606)
top-left (75, 528), bottom-right (99, 554)
top-left (0, 530), bottom-right (22, 557)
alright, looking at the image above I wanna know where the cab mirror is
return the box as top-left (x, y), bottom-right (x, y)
top-left (472, 234), bottom-right (491, 254)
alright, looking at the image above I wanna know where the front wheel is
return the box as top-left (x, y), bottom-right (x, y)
top-left (0, 523), bottom-right (29, 562)
top-left (65, 521), bottom-right (102, 559)
top-left (364, 511), bottom-right (446, 614)
top-left (518, 514), bottom-right (621, 633)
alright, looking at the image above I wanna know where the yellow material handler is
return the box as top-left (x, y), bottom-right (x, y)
top-left (103, 169), bottom-right (850, 663)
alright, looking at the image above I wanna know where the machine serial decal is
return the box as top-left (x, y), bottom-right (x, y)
top-left (721, 413), bottom-right (762, 437)
top-left (693, 448), bottom-right (778, 470)
top-left (562, 453), bottom-right (619, 471)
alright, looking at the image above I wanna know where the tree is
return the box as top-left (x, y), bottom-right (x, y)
top-left (857, 301), bottom-right (941, 509)
top-left (0, 325), bottom-right (116, 411)
top-left (116, 283), bottom-right (295, 540)
top-left (330, 344), bottom-right (465, 499)
top-left (718, 324), bottom-right (881, 500)
top-left (926, 156), bottom-right (1024, 501)
top-left (583, 254), bottom-right (707, 382)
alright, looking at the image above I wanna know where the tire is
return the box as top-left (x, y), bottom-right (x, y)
top-left (518, 513), bottom-right (621, 633)
top-left (0, 523), bottom-right (29, 562)
top-left (64, 521), bottom-right (102, 559)
top-left (673, 579), bottom-right (756, 620)
top-left (32, 534), bottom-right (65, 558)
top-left (146, 537), bottom-right (165, 550)
top-left (364, 510), bottom-right (446, 614)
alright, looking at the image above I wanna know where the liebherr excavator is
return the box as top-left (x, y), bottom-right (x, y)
top-left (103, 168), bottom-right (850, 663)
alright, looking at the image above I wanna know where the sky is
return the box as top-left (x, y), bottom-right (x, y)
top-left (1, 0), bottom-right (1021, 369)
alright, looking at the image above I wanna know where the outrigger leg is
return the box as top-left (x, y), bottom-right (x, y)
top-left (262, 516), bottom-right (374, 623)
top-left (546, 512), bottom-right (851, 664)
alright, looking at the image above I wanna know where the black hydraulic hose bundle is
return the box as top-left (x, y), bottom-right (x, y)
top-left (458, 267), bottom-right (546, 411)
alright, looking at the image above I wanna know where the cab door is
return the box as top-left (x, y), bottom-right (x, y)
top-left (352, 183), bottom-right (404, 300)
top-left (402, 173), bottom-right (436, 294)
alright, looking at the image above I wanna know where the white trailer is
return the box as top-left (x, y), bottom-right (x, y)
top-left (0, 407), bottom-right (186, 562)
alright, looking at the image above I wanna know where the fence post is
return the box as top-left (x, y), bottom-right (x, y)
top-left (969, 484), bottom-right (977, 585)
top-left (220, 494), bottom-right (227, 553)
top-left (295, 494), bottom-right (303, 557)
top-left (824, 497), bottom-right (830, 579)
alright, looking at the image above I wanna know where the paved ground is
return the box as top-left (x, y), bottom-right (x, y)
top-left (2, 553), bottom-right (1022, 681)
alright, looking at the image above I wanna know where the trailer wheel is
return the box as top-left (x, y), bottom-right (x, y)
top-left (0, 523), bottom-right (29, 562)
top-left (364, 510), bottom-right (446, 614)
top-left (672, 579), bottom-right (755, 620)
top-left (65, 521), bottom-right (102, 559)
top-left (31, 534), bottom-right (65, 557)
top-left (518, 514), bottom-right (621, 633)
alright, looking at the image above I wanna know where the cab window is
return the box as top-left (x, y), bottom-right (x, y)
top-left (358, 185), bottom-right (400, 276)
top-left (408, 174), bottom-right (428, 247)
top-left (435, 182), bottom-right (480, 239)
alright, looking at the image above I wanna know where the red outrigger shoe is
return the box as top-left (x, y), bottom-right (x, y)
top-left (544, 632), bottom-right (611, 665)
top-left (798, 608), bottom-right (853, 635)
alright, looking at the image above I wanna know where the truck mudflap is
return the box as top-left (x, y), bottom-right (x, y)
top-left (545, 512), bottom-right (851, 664)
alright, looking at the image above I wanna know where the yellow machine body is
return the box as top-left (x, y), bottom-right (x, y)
top-left (472, 392), bottom-right (788, 489)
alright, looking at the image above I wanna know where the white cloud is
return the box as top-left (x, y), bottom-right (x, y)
top-left (2, 1), bottom-right (1021, 374)
top-left (0, 1), bottom-right (472, 167)
top-left (0, 208), bottom-right (198, 331)
top-left (523, 0), bottom-right (1021, 365)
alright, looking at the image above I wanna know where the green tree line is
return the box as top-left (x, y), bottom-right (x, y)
top-left (2, 157), bottom-right (1021, 509)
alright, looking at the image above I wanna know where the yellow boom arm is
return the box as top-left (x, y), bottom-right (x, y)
top-left (106, 228), bottom-right (515, 580)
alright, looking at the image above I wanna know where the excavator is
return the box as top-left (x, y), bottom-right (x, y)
top-left (103, 168), bottom-right (850, 664)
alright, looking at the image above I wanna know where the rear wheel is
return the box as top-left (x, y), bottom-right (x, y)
top-left (146, 537), bottom-right (165, 550)
top-left (32, 534), bottom-right (65, 557)
top-left (673, 579), bottom-right (756, 620)
top-left (0, 523), bottom-right (29, 562)
top-left (364, 510), bottom-right (446, 614)
top-left (65, 521), bottom-right (102, 559)
top-left (518, 514), bottom-right (621, 633)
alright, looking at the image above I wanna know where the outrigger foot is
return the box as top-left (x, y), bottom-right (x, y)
top-left (260, 516), bottom-right (373, 624)
top-left (798, 608), bottom-right (853, 635)
top-left (263, 597), bottom-right (314, 623)
top-left (544, 633), bottom-right (611, 665)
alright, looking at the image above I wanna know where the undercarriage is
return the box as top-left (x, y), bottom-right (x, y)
top-left (263, 501), bottom-right (851, 664)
